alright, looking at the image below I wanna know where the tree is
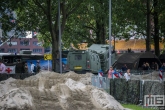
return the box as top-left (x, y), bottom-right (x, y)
top-left (16, 0), bottom-right (83, 71)
top-left (111, 0), bottom-right (165, 56)
top-left (0, 0), bottom-right (26, 40)
top-left (153, 0), bottom-right (165, 56)
top-left (62, 0), bottom-right (110, 46)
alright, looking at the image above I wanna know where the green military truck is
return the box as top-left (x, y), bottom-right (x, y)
top-left (67, 44), bottom-right (116, 73)
top-left (67, 49), bottom-right (101, 73)
top-left (88, 44), bottom-right (116, 73)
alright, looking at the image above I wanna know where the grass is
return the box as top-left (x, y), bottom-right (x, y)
top-left (122, 104), bottom-right (159, 110)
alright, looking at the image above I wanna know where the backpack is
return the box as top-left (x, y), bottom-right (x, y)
top-left (33, 65), bottom-right (37, 72)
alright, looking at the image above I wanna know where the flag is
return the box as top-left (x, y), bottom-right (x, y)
top-left (5, 66), bottom-right (16, 74)
top-left (98, 69), bottom-right (103, 87)
top-left (159, 69), bottom-right (163, 82)
top-left (119, 71), bottom-right (123, 78)
top-left (98, 69), bottom-right (103, 77)
top-left (112, 69), bottom-right (119, 79)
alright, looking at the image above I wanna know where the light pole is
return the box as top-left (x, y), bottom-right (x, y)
top-left (109, 0), bottom-right (112, 67)
top-left (58, 0), bottom-right (62, 73)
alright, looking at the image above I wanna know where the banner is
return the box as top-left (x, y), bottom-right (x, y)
top-left (26, 58), bottom-right (67, 72)
top-left (5, 66), bottom-right (16, 74)
top-left (26, 60), bottom-right (52, 72)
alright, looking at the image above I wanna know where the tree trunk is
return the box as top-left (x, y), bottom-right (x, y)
top-left (153, 0), bottom-right (160, 57)
top-left (95, 19), bottom-right (106, 44)
top-left (101, 23), bottom-right (106, 44)
top-left (114, 36), bottom-right (115, 51)
top-left (95, 21), bottom-right (101, 44)
top-left (51, 37), bottom-right (59, 72)
top-left (146, 0), bottom-right (151, 52)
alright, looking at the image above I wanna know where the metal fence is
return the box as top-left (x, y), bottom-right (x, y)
top-left (113, 70), bottom-right (164, 81)
top-left (91, 76), bottom-right (110, 93)
top-left (91, 74), bottom-right (164, 106)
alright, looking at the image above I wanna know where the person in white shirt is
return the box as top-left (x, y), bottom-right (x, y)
top-left (0, 59), bottom-right (6, 74)
top-left (124, 69), bottom-right (131, 81)
top-left (30, 62), bottom-right (35, 74)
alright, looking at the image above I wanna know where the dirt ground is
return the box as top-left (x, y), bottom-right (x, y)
top-left (0, 71), bottom-right (126, 110)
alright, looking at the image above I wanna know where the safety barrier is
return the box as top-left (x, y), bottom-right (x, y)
top-left (91, 74), bottom-right (164, 105)
top-left (91, 76), bottom-right (110, 93)
top-left (110, 79), bottom-right (164, 105)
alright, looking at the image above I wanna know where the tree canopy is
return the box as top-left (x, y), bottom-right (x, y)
top-left (0, 0), bottom-right (165, 70)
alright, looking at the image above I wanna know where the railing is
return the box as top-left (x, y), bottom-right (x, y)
top-left (91, 71), bottom-right (164, 105)
top-left (91, 76), bottom-right (110, 93)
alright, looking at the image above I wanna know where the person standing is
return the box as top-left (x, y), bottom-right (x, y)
top-left (121, 64), bottom-right (127, 72)
top-left (0, 59), bottom-right (6, 74)
top-left (36, 62), bottom-right (41, 73)
top-left (108, 66), bottom-right (114, 79)
top-left (145, 62), bottom-right (150, 70)
top-left (151, 62), bottom-right (155, 70)
top-left (161, 62), bottom-right (165, 72)
top-left (154, 62), bottom-right (159, 71)
top-left (24, 62), bottom-right (28, 73)
top-left (124, 69), bottom-right (131, 81)
top-left (30, 62), bottom-right (35, 75)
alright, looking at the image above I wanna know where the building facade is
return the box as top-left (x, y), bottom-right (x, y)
top-left (0, 38), bottom-right (45, 54)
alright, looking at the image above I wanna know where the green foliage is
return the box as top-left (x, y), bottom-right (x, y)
top-left (37, 32), bottom-right (51, 48)
top-left (1, 0), bottom-right (165, 51)
top-left (112, 0), bottom-right (147, 39)
top-left (0, 0), bottom-right (27, 38)
top-left (63, 0), bottom-right (110, 45)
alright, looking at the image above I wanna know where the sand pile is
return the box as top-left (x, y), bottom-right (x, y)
top-left (131, 71), bottom-right (165, 81)
top-left (0, 71), bottom-right (125, 110)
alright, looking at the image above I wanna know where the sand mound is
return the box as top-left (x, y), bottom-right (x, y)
top-left (0, 71), bottom-right (125, 110)
top-left (0, 88), bottom-right (33, 109)
top-left (131, 71), bottom-right (165, 81)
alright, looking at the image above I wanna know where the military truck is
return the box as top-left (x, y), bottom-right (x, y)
top-left (88, 44), bottom-right (116, 73)
top-left (67, 44), bottom-right (116, 73)
top-left (67, 50), bottom-right (101, 73)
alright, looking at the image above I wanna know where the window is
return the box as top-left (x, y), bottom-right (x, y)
top-left (33, 41), bottom-right (38, 46)
top-left (75, 55), bottom-right (82, 60)
top-left (0, 48), bottom-right (5, 53)
top-left (8, 48), bottom-right (17, 53)
top-left (7, 42), bottom-right (17, 45)
top-left (33, 49), bottom-right (42, 53)
top-left (20, 40), bottom-right (30, 46)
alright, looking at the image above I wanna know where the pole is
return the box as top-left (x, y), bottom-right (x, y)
top-left (48, 60), bottom-right (49, 71)
top-left (58, 0), bottom-right (62, 73)
top-left (109, 0), bottom-right (112, 67)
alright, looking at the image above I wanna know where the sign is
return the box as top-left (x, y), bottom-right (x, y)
top-left (74, 66), bottom-right (82, 70)
top-left (44, 54), bottom-right (52, 60)
top-left (144, 95), bottom-right (165, 107)
top-left (5, 66), bottom-right (16, 74)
